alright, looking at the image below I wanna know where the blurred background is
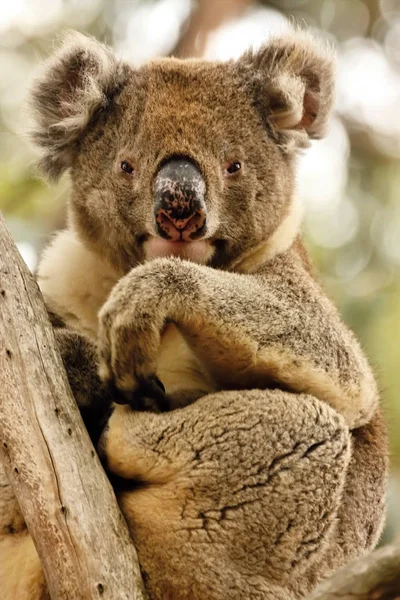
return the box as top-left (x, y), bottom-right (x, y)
top-left (0, 0), bottom-right (399, 539)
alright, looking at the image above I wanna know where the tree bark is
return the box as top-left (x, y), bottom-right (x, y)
top-left (171, 0), bottom-right (252, 58)
top-left (0, 212), bottom-right (147, 599)
top-left (308, 542), bottom-right (400, 600)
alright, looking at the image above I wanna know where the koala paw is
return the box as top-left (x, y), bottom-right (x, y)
top-left (97, 262), bottom-right (174, 412)
top-left (107, 376), bottom-right (168, 412)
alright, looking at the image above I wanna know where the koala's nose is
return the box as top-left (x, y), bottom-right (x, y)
top-left (154, 157), bottom-right (207, 242)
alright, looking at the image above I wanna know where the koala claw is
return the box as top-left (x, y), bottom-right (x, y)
top-left (108, 375), bottom-right (168, 413)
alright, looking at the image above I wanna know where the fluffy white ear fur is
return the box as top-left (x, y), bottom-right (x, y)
top-left (29, 32), bottom-right (126, 180)
top-left (239, 29), bottom-right (336, 149)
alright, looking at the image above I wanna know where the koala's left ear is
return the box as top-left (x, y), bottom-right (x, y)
top-left (238, 30), bottom-right (335, 149)
top-left (29, 32), bottom-right (127, 181)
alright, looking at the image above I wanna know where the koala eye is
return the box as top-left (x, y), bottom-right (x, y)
top-left (120, 160), bottom-right (134, 175)
top-left (224, 161), bottom-right (242, 177)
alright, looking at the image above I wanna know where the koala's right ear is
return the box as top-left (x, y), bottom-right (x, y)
top-left (238, 30), bottom-right (335, 152)
top-left (29, 32), bottom-right (127, 181)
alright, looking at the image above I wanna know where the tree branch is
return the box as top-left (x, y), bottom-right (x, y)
top-left (0, 211), bottom-right (148, 599)
top-left (171, 0), bottom-right (252, 58)
top-left (308, 543), bottom-right (400, 600)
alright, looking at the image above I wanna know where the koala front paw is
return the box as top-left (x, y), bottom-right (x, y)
top-left (107, 375), bottom-right (168, 413)
top-left (97, 263), bottom-right (172, 412)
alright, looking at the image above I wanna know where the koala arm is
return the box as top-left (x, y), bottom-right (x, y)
top-left (98, 249), bottom-right (378, 429)
top-left (54, 329), bottom-right (113, 443)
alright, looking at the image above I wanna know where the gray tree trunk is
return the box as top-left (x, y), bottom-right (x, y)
top-left (0, 212), bottom-right (148, 600)
top-left (308, 542), bottom-right (400, 600)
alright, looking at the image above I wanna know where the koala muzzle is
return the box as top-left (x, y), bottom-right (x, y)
top-left (154, 158), bottom-right (207, 241)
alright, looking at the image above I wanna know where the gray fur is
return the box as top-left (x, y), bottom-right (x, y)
top-left (29, 32), bottom-right (127, 180)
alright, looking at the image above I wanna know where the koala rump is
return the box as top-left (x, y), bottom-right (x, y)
top-left (99, 391), bottom-right (386, 600)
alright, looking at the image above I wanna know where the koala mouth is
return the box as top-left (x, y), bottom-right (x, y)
top-left (143, 236), bottom-right (215, 264)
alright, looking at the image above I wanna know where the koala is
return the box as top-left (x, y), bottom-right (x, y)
top-left (33, 31), bottom-right (377, 428)
top-left (0, 30), bottom-right (388, 600)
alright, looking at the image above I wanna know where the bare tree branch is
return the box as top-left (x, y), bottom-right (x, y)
top-left (0, 212), bottom-right (148, 599)
top-left (308, 543), bottom-right (400, 600)
top-left (172, 0), bottom-right (252, 58)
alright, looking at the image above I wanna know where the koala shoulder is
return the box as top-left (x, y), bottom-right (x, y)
top-left (37, 229), bottom-right (120, 337)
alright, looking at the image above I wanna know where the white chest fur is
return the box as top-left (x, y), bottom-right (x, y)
top-left (37, 230), bottom-right (214, 404)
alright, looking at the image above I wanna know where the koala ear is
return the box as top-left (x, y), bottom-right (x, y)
top-left (29, 32), bottom-right (126, 181)
top-left (239, 30), bottom-right (335, 150)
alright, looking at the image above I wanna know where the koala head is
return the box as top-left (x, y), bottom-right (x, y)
top-left (30, 30), bottom-right (335, 273)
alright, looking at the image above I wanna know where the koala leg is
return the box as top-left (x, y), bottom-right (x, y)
top-left (101, 388), bottom-right (351, 600)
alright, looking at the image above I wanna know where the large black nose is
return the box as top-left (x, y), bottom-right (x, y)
top-left (154, 157), bottom-right (207, 241)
